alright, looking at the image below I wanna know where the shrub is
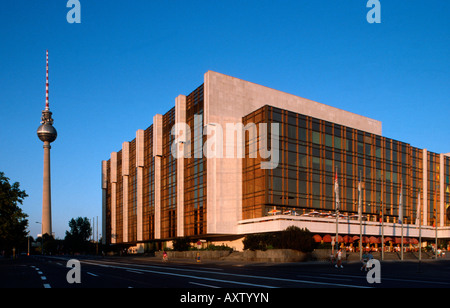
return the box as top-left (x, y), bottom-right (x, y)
top-left (275, 226), bottom-right (314, 253)
top-left (172, 237), bottom-right (191, 251)
top-left (243, 233), bottom-right (277, 251)
top-left (206, 244), bottom-right (233, 251)
top-left (243, 226), bottom-right (315, 252)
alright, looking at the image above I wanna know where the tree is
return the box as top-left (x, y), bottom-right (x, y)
top-left (276, 226), bottom-right (314, 253)
top-left (64, 217), bottom-right (92, 254)
top-left (172, 237), bottom-right (191, 251)
top-left (243, 233), bottom-right (277, 251)
top-left (0, 172), bottom-right (29, 256)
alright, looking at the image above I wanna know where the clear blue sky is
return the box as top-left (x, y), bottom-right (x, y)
top-left (1, 0), bottom-right (449, 239)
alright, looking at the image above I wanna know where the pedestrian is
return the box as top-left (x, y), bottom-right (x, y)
top-left (335, 248), bottom-right (343, 268)
top-left (162, 250), bottom-right (168, 262)
top-left (361, 250), bottom-right (368, 271)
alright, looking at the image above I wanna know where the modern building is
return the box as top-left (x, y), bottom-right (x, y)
top-left (101, 71), bottom-right (450, 251)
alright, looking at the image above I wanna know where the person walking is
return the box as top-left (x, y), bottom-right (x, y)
top-left (335, 248), bottom-right (343, 268)
top-left (361, 250), bottom-right (369, 271)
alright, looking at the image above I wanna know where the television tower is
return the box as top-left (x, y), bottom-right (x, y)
top-left (37, 50), bottom-right (57, 237)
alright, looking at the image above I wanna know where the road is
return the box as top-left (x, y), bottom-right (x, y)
top-left (2, 255), bottom-right (450, 291)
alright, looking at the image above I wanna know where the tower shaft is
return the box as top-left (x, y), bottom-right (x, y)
top-left (42, 141), bottom-right (52, 236)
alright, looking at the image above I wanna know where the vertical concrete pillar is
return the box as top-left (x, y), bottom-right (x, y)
top-left (42, 141), bottom-right (52, 237)
top-left (122, 142), bottom-right (130, 243)
top-left (101, 160), bottom-right (107, 244)
top-left (440, 154), bottom-right (445, 227)
top-left (175, 95), bottom-right (186, 237)
top-left (423, 149), bottom-right (428, 226)
top-left (153, 114), bottom-right (163, 239)
top-left (110, 152), bottom-right (118, 243)
top-left (136, 129), bottom-right (145, 242)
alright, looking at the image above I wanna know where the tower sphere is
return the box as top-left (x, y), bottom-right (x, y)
top-left (37, 123), bottom-right (57, 143)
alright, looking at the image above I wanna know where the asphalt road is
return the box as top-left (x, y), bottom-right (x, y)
top-left (2, 255), bottom-right (450, 291)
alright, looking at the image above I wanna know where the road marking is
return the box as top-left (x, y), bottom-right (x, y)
top-left (189, 281), bottom-right (221, 288)
top-left (298, 274), bottom-right (353, 282)
top-left (126, 270), bottom-right (144, 274)
top-left (37, 271), bottom-right (43, 275)
top-left (87, 272), bottom-right (98, 277)
top-left (41, 276), bottom-right (47, 280)
top-left (323, 273), bottom-right (450, 285)
top-left (81, 260), bottom-right (370, 288)
top-left (43, 284), bottom-right (51, 288)
top-left (191, 266), bottom-right (224, 271)
top-left (81, 260), bottom-right (278, 288)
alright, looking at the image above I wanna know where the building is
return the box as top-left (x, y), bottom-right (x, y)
top-left (101, 71), bottom-right (450, 251)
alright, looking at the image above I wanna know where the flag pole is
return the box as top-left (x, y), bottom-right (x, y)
top-left (359, 170), bottom-right (363, 261)
top-left (381, 172), bottom-right (385, 261)
top-left (400, 179), bottom-right (404, 261)
top-left (418, 190), bottom-right (422, 262)
top-left (335, 168), bottom-right (339, 256)
top-left (435, 191), bottom-right (438, 259)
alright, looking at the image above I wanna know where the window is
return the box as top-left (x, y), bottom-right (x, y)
top-left (312, 131), bottom-right (321, 145)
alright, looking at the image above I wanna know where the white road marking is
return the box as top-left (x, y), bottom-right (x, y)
top-left (189, 281), bottom-right (221, 288)
top-left (126, 270), bottom-right (144, 274)
top-left (80, 259), bottom-right (370, 288)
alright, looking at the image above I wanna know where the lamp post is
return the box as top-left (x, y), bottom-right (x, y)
top-left (36, 221), bottom-right (43, 255)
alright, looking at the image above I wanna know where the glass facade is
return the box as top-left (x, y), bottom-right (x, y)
top-left (243, 105), bottom-right (448, 227)
top-left (143, 126), bottom-right (154, 241)
top-left (183, 85), bottom-right (206, 236)
top-left (105, 85), bottom-right (207, 244)
top-left (161, 107), bottom-right (177, 239)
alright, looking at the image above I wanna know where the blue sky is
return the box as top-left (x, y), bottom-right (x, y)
top-left (1, 0), bottom-right (449, 239)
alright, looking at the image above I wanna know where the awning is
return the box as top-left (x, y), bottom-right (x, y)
top-left (268, 209), bottom-right (281, 215)
top-left (410, 238), bottom-right (419, 245)
top-left (322, 234), bottom-right (332, 243)
top-left (322, 234), bottom-right (344, 243)
top-left (395, 237), bottom-right (408, 244)
top-left (369, 236), bottom-right (380, 244)
top-left (343, 235), bottom-right (354, 243)
top-left (313, 234), bottom-right (322, 243)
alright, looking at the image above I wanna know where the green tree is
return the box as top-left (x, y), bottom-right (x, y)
top-left (64, 217), bottom-right (92, 254)
top-left (0, 172), bottom-right (29, 256)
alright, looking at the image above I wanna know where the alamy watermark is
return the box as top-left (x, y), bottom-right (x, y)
top-left (170, 115), bottom-right (280, 170)
top-left (66, 259), bottom-right (81, 284)
top-left (64, 1), bottom-right (379, 25)
top-left (366, 0), bottom-right (381, 24)
top-left (366, 259), bottom-right (381, 283)
top-left (66, 0), bottom-right (81, 24)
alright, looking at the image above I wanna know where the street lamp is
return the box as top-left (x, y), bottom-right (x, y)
top-left (36, 222), bottom-right (43, 255)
